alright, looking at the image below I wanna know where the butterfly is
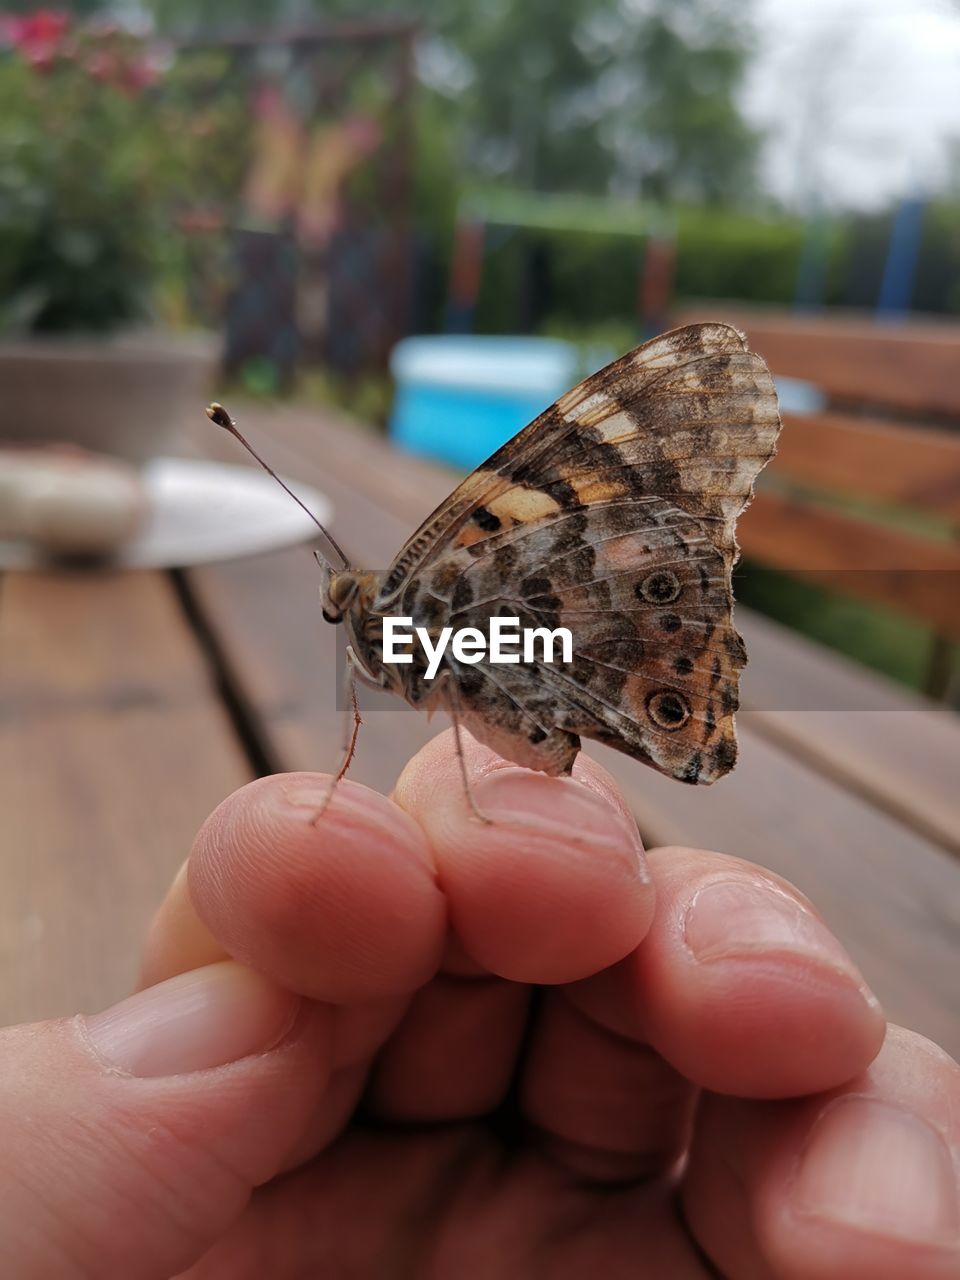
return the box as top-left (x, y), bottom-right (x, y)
top-left (209, 322), bottom-right (781, 804)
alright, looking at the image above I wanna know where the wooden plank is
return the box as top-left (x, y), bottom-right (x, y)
top-left (742, 491), bottom-right (960, 572)
top-left (771, 412), bottom-right (960, 520)
top-left (737, 610), bottom-right (960, 858)
top-left (739, 491), bottom-right (960, 637)
top-left (0, 570), bottom-right (252, 1024)
top-left (673, 304), bottom-right (960, 417)
top-left (184, 404), bottom-right (960, 1057)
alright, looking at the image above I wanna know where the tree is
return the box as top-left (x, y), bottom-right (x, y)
top-left (425, 0), bottom-right (759, 204)
top-left (147, 0), bottom-right (760, 206)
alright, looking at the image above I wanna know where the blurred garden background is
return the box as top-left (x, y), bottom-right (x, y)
top-left (2, 0), bottom-right (959, 696)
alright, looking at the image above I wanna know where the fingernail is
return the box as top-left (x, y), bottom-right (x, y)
top-left (283, 782), bottom-right (387, 829)
top-left (791, 1097), bottom-right (959, 1246)
top-left (473, 770), bottom-right (645, 861)
top-left (684, 879), bottom-right (873, 992)
top-left (284, 783), bottom-right (334, 811)
top-left (85, 961), bottom-right (298, 1078)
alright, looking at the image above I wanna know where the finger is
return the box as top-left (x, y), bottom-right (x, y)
top-left (684, 1025), bottom-right (960, 1280)
top-left (0, 962), bottom-right (331, 1279)
top-left (498, 841), bottom-right (886, 1186)
top-left (567, 846), bottom-right (885, 1098)
top-left (140, 846), bottom-right (410, 1079)
top-left (392, 728), bottom-right (653, 984)
top-left (365, 974), bottom-right (531, 1121)
top-left (520, 988), bottom-right (697, 1182)
top-left (182, 773), bottom-right (448, 1007)
top-left (139, 860), bottom-right (226, 987)
top-left (365, 727), bottom-right (653, 1122)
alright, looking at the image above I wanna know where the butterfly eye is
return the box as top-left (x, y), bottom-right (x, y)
top-left (637, 570), bottom-right (681, 604)
top-left (323, 571), bottom-right (361, 624)
top-left (646, 690), bottom-right (691, 731)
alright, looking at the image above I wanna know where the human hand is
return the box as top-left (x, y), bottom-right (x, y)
top-left (1, 730), bottom-right (957, 1278)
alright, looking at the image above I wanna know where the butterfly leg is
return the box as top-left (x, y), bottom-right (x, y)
top-left (451, 716), bottom-right (493, 825)
top-left (309, 647), bottom-right (363, 825)
top-left (336, 663), bottom-right (363, 784)
top-left (439, 672), bottom-right (493, 825)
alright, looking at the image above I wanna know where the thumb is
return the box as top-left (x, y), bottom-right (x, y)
top-left (0, 961), bottom-right (332, 1279)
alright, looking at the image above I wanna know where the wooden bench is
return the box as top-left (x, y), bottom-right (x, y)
top-left (673, 306), bottom-right (960, 696)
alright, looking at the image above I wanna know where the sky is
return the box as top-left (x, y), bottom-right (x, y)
top-left (744, 0), bottom-right (960, 209)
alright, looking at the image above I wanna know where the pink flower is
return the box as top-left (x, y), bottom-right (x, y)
top-left (16, 10), bottom-right (70, 46)
top-left (4, 9), bottom-right (70, 70)
top-left (7, 9), bottom-right (69, 49)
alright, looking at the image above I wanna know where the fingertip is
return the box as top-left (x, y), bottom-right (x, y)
top-left (632, 847), bottom-right (885, 1097)
top-left (756, 1027), bottom-right (959, 1279)
top-left (188, 773), bottom-right (447, 1004)
top-left (395, 730), bottom-right (653, 984)
top-left (684, 1030), bottom-right (960, 1280)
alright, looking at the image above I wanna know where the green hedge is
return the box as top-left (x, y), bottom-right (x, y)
top-left (425, 199), bottom-right (958, 335)
top-left (465, 205), bottom-right (845, 333)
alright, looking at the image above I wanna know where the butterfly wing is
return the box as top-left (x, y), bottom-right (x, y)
top-left (379, 323), bottom-right (781, 783)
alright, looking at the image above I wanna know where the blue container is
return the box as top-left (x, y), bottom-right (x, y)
top-left (774, 375), bottom-right (825, 416)
top-left (389, 336), bottom-right (580, 470)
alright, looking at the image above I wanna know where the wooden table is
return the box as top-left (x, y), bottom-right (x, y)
top-left (3, 404), bottom-right (959, 1060)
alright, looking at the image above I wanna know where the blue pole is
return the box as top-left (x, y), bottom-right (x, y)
top-left (877, 196), bottom-right (926, 318)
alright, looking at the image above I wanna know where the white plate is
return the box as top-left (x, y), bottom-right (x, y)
top-left (0, 456), bottom-right (333, 570)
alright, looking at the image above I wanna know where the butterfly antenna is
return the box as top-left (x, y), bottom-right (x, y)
top-left (206, 402), bottom-right (349, 571)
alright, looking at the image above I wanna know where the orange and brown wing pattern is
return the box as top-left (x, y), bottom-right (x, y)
top-left (377, 323), bottom-right (781, 783)
top-left (377, 323), bottom-right (778, 600)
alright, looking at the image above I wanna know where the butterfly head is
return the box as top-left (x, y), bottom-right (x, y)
top-left (322, 569), bottom-right (399, 692)
top-left (321, 569), bottom-right (364, 624)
